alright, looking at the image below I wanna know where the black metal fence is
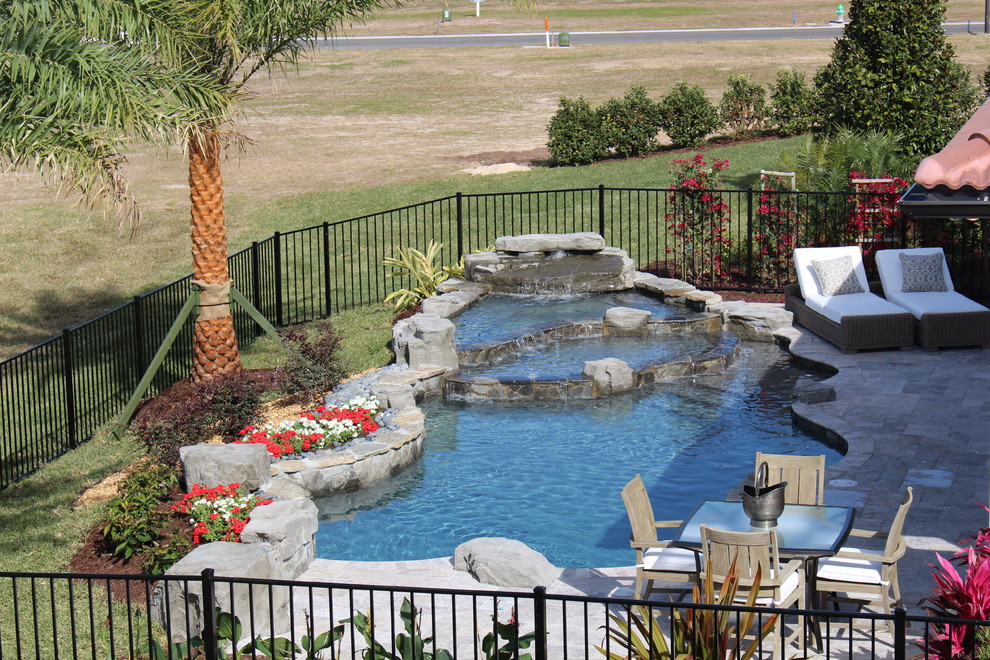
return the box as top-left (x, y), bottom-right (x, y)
top-left (1, 186), bottom-right (988, 490)
top-left (0, 569), bottom-right (986, 660)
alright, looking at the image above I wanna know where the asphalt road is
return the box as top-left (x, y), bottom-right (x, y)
top-left (317, 22), bottom-right (976, 50)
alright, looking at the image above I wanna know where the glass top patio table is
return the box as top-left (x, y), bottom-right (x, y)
top-left (672, 500), bottom-right (856, 558)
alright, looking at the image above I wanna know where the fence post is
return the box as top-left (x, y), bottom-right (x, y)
top-left (598, 184), bottom-right (606, 237)
top-left (273, 232), bottom-right (284, 327)
top-left (456, 193), bottom-right (464, 257)
top-left (322, 222), bottom-right (333, 317)
top-left (61, 328), bottom-right (78, 449)
top-left (251, 242), bottom-right (262, 337)
top-left (893, 607), bottom-right (907, 660)
top-left (201, 569), bottom-right (218, 660)
top-left (533, 586), bottom-right (548, 660)
top-left (132, 295), bottom-right (146, 379)
top-left (746, 187), bottom-right (755, 291)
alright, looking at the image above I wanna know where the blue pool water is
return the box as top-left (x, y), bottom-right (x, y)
top-left (452, 291), bottom-right (698, 347)
top-left (313, 342), bottom-right (842, 568)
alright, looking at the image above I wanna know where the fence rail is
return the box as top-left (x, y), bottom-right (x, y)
top-left (0, 569), bottom-right (986, 660)
top-left (1, 186), bottom-right (988, 489)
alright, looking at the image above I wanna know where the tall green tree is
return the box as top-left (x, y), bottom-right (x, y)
top-left (813, 0), bottom-right (978, 157)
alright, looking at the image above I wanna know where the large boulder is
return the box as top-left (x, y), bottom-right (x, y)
top-left (240, 499), bottom-right (319, 579)
top-left (721, 302), bottom-right (793, 342)
top-left (151, 542), bottom-right (289, 644)
top-left (392, 314), bottom-right (459, 371)
top-left (180, 443), bottom-right (270, 492)
top-left (583, 358), bottom-right (635, 396)
top-left (453, 537), bottom-right (560, 589)
top-left (464, 247), bottom-right (635, 293)
top-left (603, 306), bottom-right (651, 336)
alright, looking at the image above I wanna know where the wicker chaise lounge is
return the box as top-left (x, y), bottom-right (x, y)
top-left (785, 246), bottom-right (914, 353)
top-left (875, 247), bottom-right (990, 350)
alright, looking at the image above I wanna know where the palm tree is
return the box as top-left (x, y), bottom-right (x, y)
top-left (0, 1), bottom-right (227, 228)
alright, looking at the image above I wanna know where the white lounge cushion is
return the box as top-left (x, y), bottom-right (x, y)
top-left (876, 247), bottom-right (955, 296)
top-left (884, 290), bottom-right (990, 320)
top-left (816, 547), bottom-right (885, 585)
top-left (805, 291), bottom-right (910, 324)
top-left (795, 246), bottom-right (870, 300)
top-left (642, 546), bottom-right (699, 573)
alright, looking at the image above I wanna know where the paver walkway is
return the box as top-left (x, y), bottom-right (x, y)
top-left (297, 324), bottom-right (990, 654)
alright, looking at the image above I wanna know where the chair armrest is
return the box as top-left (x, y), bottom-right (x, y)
top-left (832, 547), bottom-right (888, 563)
top-left (654, 520), bottom-right (682, 529)
top-left (778, 559), bottom-right (805, 582)
top-left (848, 527), bottom-right (888, 541)
top-left (631, 540), bottom-right (671, 550)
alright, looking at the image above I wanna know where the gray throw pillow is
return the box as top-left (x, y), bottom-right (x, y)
top-left (899, 252), bottom-right (948, 292)
top-left (810, 255), bottom-right (865, 297)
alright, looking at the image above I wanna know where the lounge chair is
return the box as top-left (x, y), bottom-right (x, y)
top-left (621, 474), bottom-right (699, 599)
top-left (875, 247), bottom-right (990, 350)
top-left (785, 246), bottom-right (914, 352)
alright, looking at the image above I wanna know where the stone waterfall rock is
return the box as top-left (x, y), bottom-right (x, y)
top-left (603, 306), bottom-right (651, 336)
top-left (494, 232), bottom-right (606, 253)
top-left (240, 499), bottom-right (319, 579)
top-left (453, 537), bottom-right (561, 589)
top-left (392, 314), bottom-right (459, 371)
top-left (720, 302), bottom-right (793, 342)
top-left (582, 358), bottom-right (635, 396)
top-left (180, 443), bottom-right (270, 492)
top-left (464, 247), bottom-right (635, 293)
top-left (152, 542), bottom-right (289, 643)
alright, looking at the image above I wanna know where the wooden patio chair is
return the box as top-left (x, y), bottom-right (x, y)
top-left (814, 487), bottom-right (914, 636)
top-left (756, 452), bottom-right (826, 505)
top-left (621, 474), bottom-right (699, 600)
top-left (700, 525), bottom-right (806, 660)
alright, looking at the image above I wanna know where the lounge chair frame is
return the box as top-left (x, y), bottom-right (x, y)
top-left (784, 282), bottom-right (914, 353)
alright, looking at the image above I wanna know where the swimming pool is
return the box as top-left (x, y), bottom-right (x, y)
top-left (313, 341), bottom-right (842, 568)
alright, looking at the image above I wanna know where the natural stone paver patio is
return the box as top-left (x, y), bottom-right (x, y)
top-left (295, 322), bottom-right (990, 656)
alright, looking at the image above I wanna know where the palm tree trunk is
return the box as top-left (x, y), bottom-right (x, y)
top-left (188, 130), bottom-right (241, 382)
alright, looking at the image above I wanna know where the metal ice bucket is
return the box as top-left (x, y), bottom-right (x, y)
top-left (741, 461), bottom-right (787, 527)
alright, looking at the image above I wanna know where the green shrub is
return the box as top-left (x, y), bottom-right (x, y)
top-left (769, 70), bottom-right (815, 137)
top-left (101, 462), bottom-right (179, 560)
top-left (659, 82), bottom-right (722, 149)
top-left (275, 319), bottom-right (348, 400)
top-left (719, 74), bottom-right (767, 138)
top-left (546, 96), bottom-right (609, 165)
top-left (813, 0), bottom-right (978, 156)
top-left (598, 86), bottom-right (663, 157)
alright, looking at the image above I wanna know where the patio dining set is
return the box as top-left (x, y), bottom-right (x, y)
top-left (622, 455), bottom-right (915, 657)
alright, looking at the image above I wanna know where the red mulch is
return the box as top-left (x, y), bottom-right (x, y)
top-left (711, 289), bottom-right (784, 304)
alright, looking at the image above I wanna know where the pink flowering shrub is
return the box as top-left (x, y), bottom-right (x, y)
top-left (171, 483), bottom-right (274, 545)
top-left (845, 172), bottom-right (909, 256)
top-left (754, 176), bottom-right (807, 289)
top-left (665, 154), bottom-right (732, 284)
top-left (919, 503), bottom-right (990, 659)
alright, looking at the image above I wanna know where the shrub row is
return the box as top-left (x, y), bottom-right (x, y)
top-left (546, 71), bottom-right (816, 166)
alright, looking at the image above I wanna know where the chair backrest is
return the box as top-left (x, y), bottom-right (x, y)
top-left (756, 452), bottom-right (826, 505)
top-left (700, 525), bottom-right (780, 586)
top-left (793, 245), bottom-right (869, 300)
top-left (884, 487), bottom-right (914, 559)
top-left (622, 474), bottom-right (657, 544)
top-left (875, 248), bottom-right (955, 295)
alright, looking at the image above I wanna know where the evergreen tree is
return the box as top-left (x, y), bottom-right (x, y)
top-left (813, 0), bottom-right (978, 157)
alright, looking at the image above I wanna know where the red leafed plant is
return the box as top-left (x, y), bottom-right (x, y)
top-left (845, 172), bottom-right (909, 256)
top-left (754, 175), bottom-right (806, 289)
top-left (664, 154), bottom-right (732, 285)
top-left (919, 503), bottom-right (990, 659)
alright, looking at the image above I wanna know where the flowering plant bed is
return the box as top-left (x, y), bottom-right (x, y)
top-left (172, 483), bottom-right (274, 545)
top-left (235, 396), bottom-right (382, 459)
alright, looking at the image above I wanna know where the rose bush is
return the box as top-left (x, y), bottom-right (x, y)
top-left (235, 396), bottom-right (382, 459)
top-left (172, 483), bottom-right (274, 545)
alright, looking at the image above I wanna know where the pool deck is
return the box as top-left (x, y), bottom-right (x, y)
top-left (300, 323), bottom-right (989, 626)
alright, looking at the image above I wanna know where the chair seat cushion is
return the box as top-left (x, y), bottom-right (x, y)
top-left (642, 546), bottom-right (699, 573)
top-left (734, 570), bottom-right (801, 606)
top-left (805, 291), bottom-right (910, 324)
top-left (883, 290), bottom-right (990, 320)
top-left (817, 547), bottom-right (885, 585)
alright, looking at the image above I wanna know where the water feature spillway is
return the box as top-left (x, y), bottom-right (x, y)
top-left (314, 291), bottom-right (843, 568)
